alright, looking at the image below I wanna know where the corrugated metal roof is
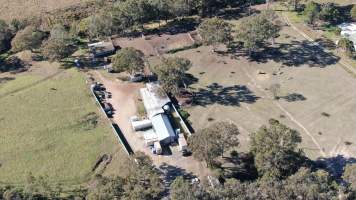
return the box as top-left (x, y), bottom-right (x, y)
top-left (140, 83), bottom-right (171, 118)
top-left (151, 114), bottom-right (175, 142)
top-left (339, 23), bottom-right (356, 49)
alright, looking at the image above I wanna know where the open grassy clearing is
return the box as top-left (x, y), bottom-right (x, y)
top-left (0, 64), bottom-right (123, 184)
top-left (313, 0), bottom-right (355, 6)
top-left (279, 9), bottom-right (356, 71)
top-left (0, 0), bottom-right (88, 21)
top-left (167, 18), bottom-right (356, 160)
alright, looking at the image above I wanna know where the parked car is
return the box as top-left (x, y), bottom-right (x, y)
top-left (103, 103), bottom-right (113, 116)
top-left (130, 74), bottom-right (144, 82)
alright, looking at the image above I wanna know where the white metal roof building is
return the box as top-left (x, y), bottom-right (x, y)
top-left (151, 113), bottom-right (176, 145)
top-left (140, 83), bottom-right (176, 145)
top-left (338, 22), bottom-right (356, 49)
top-left (140, 83), bottom-right (171, 118)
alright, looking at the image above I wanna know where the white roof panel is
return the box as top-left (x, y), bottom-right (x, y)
top-left (151, 114), bottom-right (175, 142)
top-left (140, 83), bottom-right (171, 118)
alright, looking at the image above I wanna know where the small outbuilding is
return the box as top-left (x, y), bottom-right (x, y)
top-left (151, 113), bottom-right (176, 145)
top-left (139, 83), bottom-right (177, 145)
top-left (338, 22), bottom-right (356, 49)
top-left (88, 40), bottom-right (116, 58)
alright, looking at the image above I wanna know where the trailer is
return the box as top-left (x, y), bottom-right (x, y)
top-left (178, 134), bottom-right (188, 152)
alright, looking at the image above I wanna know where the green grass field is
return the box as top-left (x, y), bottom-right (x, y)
top-left (0, 66), bottom-right (120, 184)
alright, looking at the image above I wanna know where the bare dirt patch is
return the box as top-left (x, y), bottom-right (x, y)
top-left (0, 0), bottom-right (87, 21)
top-left (170, 23), bottom-right (356, 160)
top-left (113, 32), bottom-right (195, 56)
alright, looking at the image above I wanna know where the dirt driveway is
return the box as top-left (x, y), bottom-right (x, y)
top-left (94, 71), bottom-right (210, 181)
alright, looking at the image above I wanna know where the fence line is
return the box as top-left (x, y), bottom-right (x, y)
top-left (171, 103), bottom-right (192, 136)
top-left (90, 85), bottom-right (134, 155)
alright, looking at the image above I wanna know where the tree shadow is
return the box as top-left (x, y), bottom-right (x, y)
top-left (315, 37), bottom-right (337, 50)
top-left (217, 152), bottom-right (259, 182)
top-left (147, 18), bottom-right (200, 35)
top-left (182, 73), bottom-right (199, 88)
top-left (246, 40), bottom-right (340, 67)
top-left (315, 155), bottom-right (356, 180)
top-left (218, 6), bottom-right (260, 20)
top-left (157, 163), bottom-right (196, 196)
top-left (0, 56), bottom-right (28, 73)
top-left (191, 83), bottom-right (259, 107)
top-left (0, 77), bottom-right (15, 84)
top-left (280, 93), bottom-right (307, 102)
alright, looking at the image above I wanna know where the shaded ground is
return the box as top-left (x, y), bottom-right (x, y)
top-left (113, 32), bottom-right (196, 57)
top-left (247, 40), bottom-right (340, 67)
top-left (192, 83), bottom-right (259, 107)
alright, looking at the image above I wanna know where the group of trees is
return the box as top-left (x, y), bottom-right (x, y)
top-left (236, 11), bottom-right (280, 54)
top-left (112, 47), bottom-right (145, 75)
top-left (111, 47), bottom-right (192, 96)
top-left (0, 18), bottom-right (75, 63)
top-left (197, 10), bottom-right (281, 55)
top-left (300, 2), bottom-right (355, 58)
top-left (188, 119), bottom-right (306, 180)
top-left (0, 20), bottom-right (13, 53)
top-left (198, 17), bottom-right (232, 51)
top-left (0, 152), bottom-right (164, 200)
top-left (87, 152), bottom-right (163, 200)
top-left (302, 1), bottom-right (354, 26)
top-left (153, 57), bottom-right (192, 95)
top-left (172, 118), bottom-right (356, 200)
top-left (188, 121), bottom-right (240, 167)
top-left (170, 166), bottom-right (355, 200)
top-left (69, 0), bottom-right (244, 39)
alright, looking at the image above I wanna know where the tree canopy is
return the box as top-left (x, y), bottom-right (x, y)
top-left (198, 17), bottom-right (232, 49)
top-left (351, 5), bottom-right (356, 21)
top-left (343, 163), bottom-right (356, 191)
top-left (303, 1), bottom-right (320, 26)
top-left (112, 47), bottom-right (145, 75)
top-left (188, 121), bottom-right (239, 166)
top-left (338, 38), bottom-right (355, 57)
top-left (170, 176), bottom-right (204, 200)
top-left (87, 14), bottom-right (113, 39)
top-left (250, 119), bottom-right (304, 179)
top-left (153, 57), bottom-right (191, 95)
top-left (41, 25), bottom-right (75, 61)
top-left (11, 26), bottom-right (45, 52)
top-left (236, 11), bottom-right (280, 54)
top-left (319, 3), bottom-right (340, 24)
top-left (0, 20), bottom-right (12, 53)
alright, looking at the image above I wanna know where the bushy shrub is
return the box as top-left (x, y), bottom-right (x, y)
top-left (0, 20), bottom-right (13, 53)
top-left (337, 38), bottom-right (355, 57)
top-left (351, 5), bottom-right (356, 21)
top-left (11, 26), bottom-right (46, 52)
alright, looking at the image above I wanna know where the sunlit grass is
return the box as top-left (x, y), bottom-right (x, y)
top-left (0, 67), bottom-right (118, 184)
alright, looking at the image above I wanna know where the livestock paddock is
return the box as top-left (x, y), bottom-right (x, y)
top-left (113, 22), bottom-right (356, 161)
top-left (166, 23), bottom-right (356, 161)
top-left (113, 32), bottom-right (196, 57)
